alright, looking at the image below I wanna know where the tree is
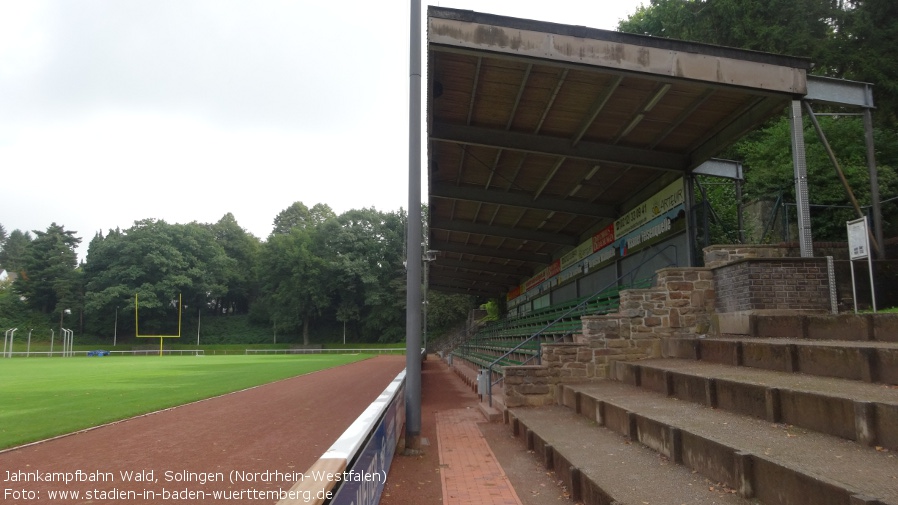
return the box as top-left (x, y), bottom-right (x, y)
top-left (320, 208), bottom-right (406, 343)
top-left (14, 224), bottom-right (81, 324)
top-left (270, 202), bottom-right (335, 236)
top-left (619, 0), bottom-right (833, 59)
top-left (736, 115), bottom-right (898, 240)
top-left (426, 291), bottom-right (477, 337)
top-left (839, 0), bottom-right (898, 126)
top-left (257, 225), bottom-right (332, 345)
top-left (83, 219), bottom-right (233, 338)
top-left (210, 213), bottom-right (261, 315)
top-left (0, 229), bottom-right (32, 272)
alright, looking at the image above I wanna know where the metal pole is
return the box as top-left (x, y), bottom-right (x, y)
top-left (423, 257), bottom-right (428, 353)
top-left (736, 177), bottom-right (745, 244)
top-left (405, 0), bottom-right (423, 453)
top-left (684, 176), bottom-right (697, 266)
top-left (863, 108), bottom-right (886, 259)
top-left (27, 329), bottom-right (32, 357)
top-left (790, 101), bottom-right (814, 257)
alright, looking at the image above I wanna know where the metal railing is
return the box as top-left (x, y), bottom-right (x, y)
top-left (486, 244), bottom-right (679, 406)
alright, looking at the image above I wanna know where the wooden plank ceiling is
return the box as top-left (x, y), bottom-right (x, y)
top-left (426, 7), bottom-right (810, 298)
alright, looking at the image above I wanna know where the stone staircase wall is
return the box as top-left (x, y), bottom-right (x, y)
top-left (503, 245), bottom-right (842, 406)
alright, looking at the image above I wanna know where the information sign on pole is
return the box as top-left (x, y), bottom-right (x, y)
top-left (846, 217), bottom-right (877, 313)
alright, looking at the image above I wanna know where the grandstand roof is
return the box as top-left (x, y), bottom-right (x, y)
top-left (426, 7), bottom-right (811, 297)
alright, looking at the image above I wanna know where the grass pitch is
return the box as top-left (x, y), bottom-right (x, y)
top-left (0, 354), bottom-right (371, 450)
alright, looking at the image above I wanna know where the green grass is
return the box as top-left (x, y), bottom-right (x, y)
top-left (0, 354), bottom-right (372, 450)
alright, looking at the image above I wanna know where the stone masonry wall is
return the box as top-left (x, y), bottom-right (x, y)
top-left (499, 246), bottom-right (831, 407)
top-left (502, 267), bottom-right (717, 405)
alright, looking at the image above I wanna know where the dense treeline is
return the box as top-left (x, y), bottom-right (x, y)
top-left (621, 0), bottom-right (898, 244)
top-left (0, 204), bottom-right (476, 344)
top-left (5, 2), bottom-right (896, 341)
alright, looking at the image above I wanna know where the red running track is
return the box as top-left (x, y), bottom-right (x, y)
top-left (0, 355), bottom-right (405, 504)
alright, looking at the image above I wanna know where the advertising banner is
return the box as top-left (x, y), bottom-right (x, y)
top-left (614, 179), bottom-right (685, 237)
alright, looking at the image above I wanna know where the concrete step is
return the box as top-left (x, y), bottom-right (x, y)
top-left (561, 380), bottom-right (898, 505)
top-left (507, 405), bottom-right (754, 505)
top-left (664, 336), bottom-right (898, 385)
top-left (611, 358), bottom-right (898, 451)
top-left (749, 313), bottom-right (898, 342)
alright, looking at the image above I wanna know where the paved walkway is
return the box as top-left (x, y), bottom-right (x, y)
top-left (436, 408), bottom-right (523, 505)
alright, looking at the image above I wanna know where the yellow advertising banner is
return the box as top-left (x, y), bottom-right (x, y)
top-left (614, 179), bottom-right (685, 237)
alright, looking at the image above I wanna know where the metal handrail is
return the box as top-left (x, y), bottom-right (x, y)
top-left (486, 244), bottom-right (679, 406)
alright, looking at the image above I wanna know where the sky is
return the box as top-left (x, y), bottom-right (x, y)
top-left (0, 0), bottom-right (646, 260)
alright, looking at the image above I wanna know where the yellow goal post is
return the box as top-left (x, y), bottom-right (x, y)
top-left (135, 293), bottom-right (182, 356)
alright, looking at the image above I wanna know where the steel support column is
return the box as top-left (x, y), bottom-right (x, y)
top-left (863, 109), bottom-right (886, 258)
top-left (684, 176), bottom-right (697, 266)
top-left (790, 100), bottom-right (813, 257)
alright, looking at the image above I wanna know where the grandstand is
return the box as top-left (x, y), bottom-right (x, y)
top-left (419, 6), bottom-right (897, 505)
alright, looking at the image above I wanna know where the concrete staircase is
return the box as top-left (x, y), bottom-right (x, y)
top-left (504, 317), bottom-right (898, 505)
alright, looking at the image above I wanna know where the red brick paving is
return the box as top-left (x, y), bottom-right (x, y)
top-left (436, 408), bottom-right (522, 505)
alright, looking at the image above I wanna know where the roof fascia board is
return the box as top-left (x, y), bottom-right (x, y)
top-left (428, 7), bottom-right (811, 70)
top-left (428, 15), bottom-right (807, 95)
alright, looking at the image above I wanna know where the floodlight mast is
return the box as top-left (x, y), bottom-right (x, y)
top-left (404, 0), bottom-right (423, 454)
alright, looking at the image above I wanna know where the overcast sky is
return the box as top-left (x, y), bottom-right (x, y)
top-left (0, 0), bottom-right (645, 260)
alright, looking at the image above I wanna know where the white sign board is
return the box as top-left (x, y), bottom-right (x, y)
top-left (846, 217), bottom-right (870, 260)
top-left (846, 216), bottom-right (877, 313)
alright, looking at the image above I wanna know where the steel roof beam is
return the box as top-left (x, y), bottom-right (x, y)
top-left (805, 75), bottom-right (874, 109)
top-left (688, 95), bottom-right (787, 167)
top-left (428, 282), bottom-right (502, 297)
top-left (433, 258), bottom-right (531, 277)
top-left (430, 240), bottom-right (552, 264)
top-left (431, 183), bottom-right (616, 218)
top-left (431, 121), bottom-right (687, 171)
top-left (430, 217), bottom-right (580, 246)
top-left (430, 268), bottom-right (520, 285)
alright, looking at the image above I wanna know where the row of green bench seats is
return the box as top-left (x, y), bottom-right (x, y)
top-left (453, 278), bottom-right (655, 373)
top-left (451, 349), bottom-right (524, 371)
top-left (476, 278), bottom-right (653, 342)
